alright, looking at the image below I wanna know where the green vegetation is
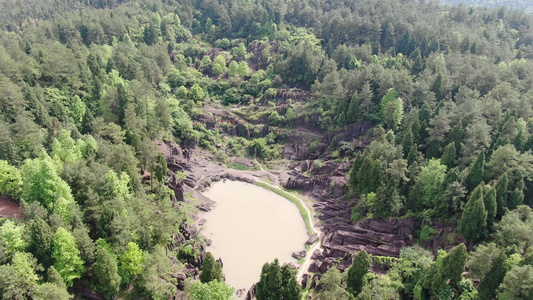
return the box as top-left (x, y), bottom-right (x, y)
top-left (257, 182), bottom-right (313, 235)
top-left (0, 0), bottom-right (532, 298)
top-left (256, 259), bottom-right (301, 300)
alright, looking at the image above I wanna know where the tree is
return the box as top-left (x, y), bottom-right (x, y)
top-left (94, 248), bottom-right (121, 299)
top-left (313, 266), bottom-right (354, 300)
top-left (238, 61), bottom-right (250, 77)
top-left (280, 265), bottom-right (301, 300)
top-left (0, 252), bottom-right (40, 299)
top-left (47, 266), bottom-right (66, 288)
top-left (52, 227), bottom-right (85, 287)
top-left (188, 280), bottom-right (234, 300)
top-left (384, 97), bottom-right (404, 131)
top-left (347, 250), bottom-right (371, 296)
top-left (0, 219), bottom-right (27, 259)
top-left (256, 259), bottom-right (283, 300)
top-left (417, 159), bottom-right (447, 207)
top-left (484, 187), bottom-right (497, 230)
top-left (373, 179), bottom-right (402, 218)
top-left (189, 84), bottom-right (205, 102)
top-left (465, 150), bottom-right (485, 191)
top-left (228, 61), bottom-right (239, 77)
top-left (498, 265), bottom-right (533, 300)
top-left (508, 179), bottom-right (525, 210)
top-left (346, 93), bottom-right (360, 124)
top-left (28, 217), bottom-right (54, 268)
top-left (153, 153), bottom-right (167, 184)
top-left (440, 143), bottom-right (456, 169)
top-left (0, 160), bottom-right (23, 199)
top-left (200, 252), bottom-right (223, 283)
top-left (232, 43), bottom-right (246, 57)
top-left (477, 250), bottom-right (507, 300)
top-left (434, 243), bottom-right (468, 293)
top-left (22, 153), bottom-right (75, 222)
top-left (119, 242), bottom-right (146, 283)
top-left (33, 283), bottom-right (71, 300)
top-left (458, 185), bottom-right (487, 243)
top-left (380, 88), bottom-right (398, 119)
top-left (492, 205), bottom-right (533, 253)
top-left (495, 172), bottom-right (509, 217)
top-left (140, 246), bottom-right (180, 299)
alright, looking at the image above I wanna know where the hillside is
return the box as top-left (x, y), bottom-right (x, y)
top-left (0, 0), bottom-right (532, 299)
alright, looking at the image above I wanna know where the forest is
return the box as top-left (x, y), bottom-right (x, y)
top-left (0, 0), bottom-right (532, 299)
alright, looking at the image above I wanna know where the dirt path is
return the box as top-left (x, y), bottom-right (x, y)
top-left (253, 158), bottom-right (321, 283)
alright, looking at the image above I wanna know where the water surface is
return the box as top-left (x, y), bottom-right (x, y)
top-left (202, 180), bottom-right (307, 292)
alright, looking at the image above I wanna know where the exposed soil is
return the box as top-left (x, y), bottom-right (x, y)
top-left (0, 195), bottom-right (20, 218)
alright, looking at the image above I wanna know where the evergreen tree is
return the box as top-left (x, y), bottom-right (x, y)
top-left (200, 252), bottom-right (223, 283)
top-left (508, 179), bottom-right (525, 210)
top-left (402, 128), bottom-right (414, 157)
top-left (458, 185), bottom-right (487, 243)
top-left (435, 243), bottom-right (468, 291)
top-left (356, 156), bottom-right (374, 194)
top-left (374, 179), bottom-right (402, 218)
top-left (346, 93), bottom-right (359, 124)
top-left (431, 73), bottom-right (443, 100)
top-left (347, 250), bottom-right (371, 296)
top-left (477, 250), bottom-right (507, 300)
top-left (465, 150), bottom-right (485, 191)
top-left (349, 155), bottom-right (364, 187)
top-left (117, 83), bottom-right (128, 125)
top-left (440, 142), bottom-right (456, 169)
top-left (94, 248), bottom-right (121, 299)
top-left (368, 160), bottom-right (385, 194)
top-left (336, 98), bottom-right (349, 121)
top-left (495, 172), bottom-right (509, 217)
top-left (484, 186), bottom-right (497, 230)
top-left (448, 120), bottom-right (465, 154)
top-left (256, 259), bottom-right (282, 300)
top-left (280, 265), bottom-right (301, 300)
top-left (47, 266), bottom-right (66, 288)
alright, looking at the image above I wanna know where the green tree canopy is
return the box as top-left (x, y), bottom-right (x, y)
top-left (347, 250), bottom-right (371, 296)
top-left (200, 252), bottom-right (224, 283)
top-left (458, 185), bottom-right (487, 242)
top-left (52, 227), bottom-right (85, 287)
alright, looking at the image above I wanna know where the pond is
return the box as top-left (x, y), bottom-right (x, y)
top-left (202, 180), bottom-right (308, 294)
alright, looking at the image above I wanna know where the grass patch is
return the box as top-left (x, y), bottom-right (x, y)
top-left (257, 182), bottom-right (313, 235)
top-left (228, 162), bottom-right (249, 170)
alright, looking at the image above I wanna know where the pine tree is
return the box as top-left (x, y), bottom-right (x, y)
top-left (356, 156), bottom-right (374, 194)
top-left (477, 250), bottom-right (506, 300)
top-left (508, 179), bottom-right (525, 210)
top-left (200, 252), bottom-right (223, 283)
top-left (431, 73), bottom-right (443, 100)
top-left (349, 155), bottom-right (364, 187)
top-left (465, 150), bottom-right (485, 191)
top-left (484, 186), bottom-right (497, 230)
top-left (434, 243), bottom-right (468, 293)
top-left (402, 128), bottom-right (414, 157)
top-left (440, 142), bottom-right (456, 169)
top-left (347, 250), bottom-right (371, 296)
top-left (94, 248), bottom-right (121, 299)
top-left (495, 172), bottom-right (509, 217)
top-left (368, 160), bottom-right (385, 194)
top-left (448, 120), bottom-right (465, 154)
top-left (280, 265), bottom-right (301, 300)
top-left (374, 179), bottom-right (402, 218)
top-left (458, 185), bottom-right (487, 243)
top-left (346, 93), bottom-right (360, 124)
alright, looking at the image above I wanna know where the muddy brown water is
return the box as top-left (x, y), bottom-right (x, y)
top-left (202, 180), bottom-right (307, 294)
